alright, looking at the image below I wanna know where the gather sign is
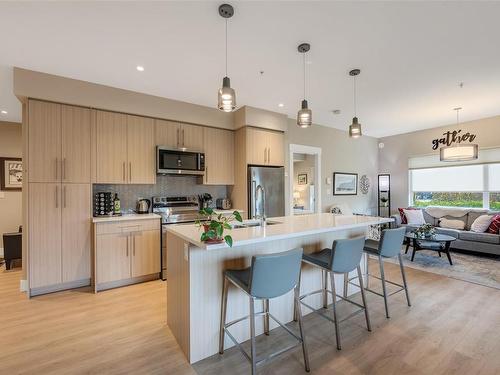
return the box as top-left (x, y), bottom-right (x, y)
top-left (431, 129), bottom-right (477, 150)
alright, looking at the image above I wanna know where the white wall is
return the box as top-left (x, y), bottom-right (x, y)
top-left (285, 118), bottom-right (379, 215)
top-left (379, 115), bottom-right (500, 212)
top-left (0, 121), bottom-right (22, 252)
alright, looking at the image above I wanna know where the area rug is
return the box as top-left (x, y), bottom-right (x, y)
top-left (381, 249), bottom-right (500, 290)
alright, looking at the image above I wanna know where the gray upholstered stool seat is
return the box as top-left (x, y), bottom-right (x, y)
top-left (302, 248), bottom-right (331, 268)
top-left (361, 227), bottom-right (411, 319)
top-left (224, 268), bottom-right (251, 291)
top-left (298, 236), bottom-right (371, 350)
top-left (220, 248), bottom-right (310, 374)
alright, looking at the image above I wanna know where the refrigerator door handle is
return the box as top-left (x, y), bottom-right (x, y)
top-left (251, 180), bottom-right (256, 219)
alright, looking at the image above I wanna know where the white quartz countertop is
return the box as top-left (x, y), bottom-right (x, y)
top-left (92, 213), bottom-right (161, 223)
top-left (166, 213), bottom-right (393, 250)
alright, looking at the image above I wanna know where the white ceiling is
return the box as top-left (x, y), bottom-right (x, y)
top-left (0, 1), bottom-right (499, 137)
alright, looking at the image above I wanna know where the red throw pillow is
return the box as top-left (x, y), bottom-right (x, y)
top-left (487, 215), bottom-right (500, 234)
top-left (398, 207), bottom-right (416, 225)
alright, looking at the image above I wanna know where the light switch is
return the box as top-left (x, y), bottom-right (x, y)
top-left (326, 177), bottom-right (332, 185)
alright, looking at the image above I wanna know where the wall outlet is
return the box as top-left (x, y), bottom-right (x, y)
top-left (326, 177), bottom-right (332, 185)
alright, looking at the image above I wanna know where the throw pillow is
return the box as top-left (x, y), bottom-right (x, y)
top-left (487, 214), bottom-right (500, 234)
top-left (470, 215), bottom-right (494, 233)
top-left (404, 209), bottom-right (426, 225)
top-left (439, 218), bottom-right (465, 230)
top-left (398, 207), bottom-right (416, 224)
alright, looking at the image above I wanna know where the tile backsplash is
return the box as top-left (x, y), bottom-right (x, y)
top-left (93, 175), bottom-right (229, 213)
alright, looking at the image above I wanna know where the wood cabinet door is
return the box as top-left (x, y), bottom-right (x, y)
top-left (28, 100), bottom-right (61, 183)
top-left (131, 230), bottom-right (160, 278)
top-left (95, 110), bottom-right (128, 183)
top-left (127, 115), bottom-right (156, 184)
top-left (61, 184), bottom-right (91, 283)
top-left (267, 131), bottom-right (285, 166)
top-left (29, 183), bottom-right (62, 288)
top-left (61, 105), bottom-right (91, 183)
top-left (180, 123), bottom-right (204, 151)
top-left (96, 233), bottom-right (131, 284)
top-left (246, 127), bottom-right (268, 165)
top-left (155, 119), bottom-right (180, 149)
top-left (203, 127), bottom-right (234, 185)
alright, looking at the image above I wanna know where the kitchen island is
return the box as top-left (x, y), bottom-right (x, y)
top-left (166, 213), bottom-right (392, 363)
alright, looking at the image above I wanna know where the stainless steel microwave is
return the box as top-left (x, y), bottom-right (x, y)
top-left (156, 146), bottom-right (205, 176)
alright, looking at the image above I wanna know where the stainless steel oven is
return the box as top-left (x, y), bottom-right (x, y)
top-left (156, 146), bottom-right (205, 176)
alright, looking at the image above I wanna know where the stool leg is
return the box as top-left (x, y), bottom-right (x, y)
top-left (398, 254), bottom-right (411, 307)
top-left (343, 272), bottom-right (349, 298)
top-left (366, 254), bottom-right (370, 289)
top-left (379, 255), bottom-right (390, 318)
top-left (263, 299), bottom-right (270, 335)
top-left (357, 265), bottom-right (371, 332)
top-left (249, 297), bottom-right (257, 375)
top-left (219, 277), bottom-right (229, 354)
top-left (293, 270), bottom-right (302, 322)
top-left (322, 269), bottom-right (328, 309)
top-left (294, 284), bottom-right (310, 372)
top-left (329, 273), bottom-right (342, 350)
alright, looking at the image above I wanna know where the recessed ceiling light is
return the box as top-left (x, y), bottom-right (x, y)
top-left (136, 66), bottom-right (145, 72)
top-left (278, 103), bottom-right (284, 108)
top-left (1, 110), bottom-right (7, 114)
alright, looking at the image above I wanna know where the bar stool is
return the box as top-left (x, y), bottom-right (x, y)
top-left (362, 227), bottom-right (411, 318)
top-left (298, 236), bottom-right (371, 350)
top-left (219, 248), bottom-right (310, 374)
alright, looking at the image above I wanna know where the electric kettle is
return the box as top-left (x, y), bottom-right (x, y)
top-left (136, 198), bottom-right (151, 214)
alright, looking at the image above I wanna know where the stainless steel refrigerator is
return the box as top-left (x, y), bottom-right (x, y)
top-left (248, 166), bottom-right (285, 219)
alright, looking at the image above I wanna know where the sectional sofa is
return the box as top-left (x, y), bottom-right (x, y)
top-left (391, 208), bottom-right (500, 256)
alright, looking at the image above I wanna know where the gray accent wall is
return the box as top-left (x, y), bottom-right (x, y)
top-left (285, 118), bottom-right (379, 215)
top-left (378, 115), bottom-right (500, 213)
top-left (93, 175), bottom-right (228, 214)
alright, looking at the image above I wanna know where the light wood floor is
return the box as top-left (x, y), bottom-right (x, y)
top-left (1, 260), bottom-right (499, 375)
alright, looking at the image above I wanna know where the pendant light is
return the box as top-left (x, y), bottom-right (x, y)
top-left (440, 107), bottom-right (479, 161)
top-left (217, 4), bottom-right (236, 112)
top-left (348, 69), bottom-right (362, 138)
top-left (297, 43), bottom-right (312, 128)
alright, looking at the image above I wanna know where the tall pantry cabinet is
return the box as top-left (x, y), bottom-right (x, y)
top-left (27, 100), bottom-right (92, 295)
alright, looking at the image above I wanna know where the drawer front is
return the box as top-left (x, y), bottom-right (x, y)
top-left (95, 219), bottom-right (160, 235)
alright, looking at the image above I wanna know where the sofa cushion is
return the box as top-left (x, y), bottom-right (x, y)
top-left (458, 231), bottom-right (500, 245)
top-left (470, 215), bottom-right (494, 233)
top-left (404, 209), bottom-right (426, 225)
top-left (487, 215), bottom-right (500, 234)
top-left (434, 227), bottom-right (461, 239)
top-left (466, 210), bottom-right (489, 230)
top-left (398, 208), bottom-right (416, 224)
top-left (422, 210), bottom-right (437, 225)
top-left (441, 214), bottom-right (467, 229)
top-left (438, 218), bottom-right (465, 230)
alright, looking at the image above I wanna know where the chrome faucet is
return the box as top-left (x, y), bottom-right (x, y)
top-left (254, 184), bottom-right (266, 225)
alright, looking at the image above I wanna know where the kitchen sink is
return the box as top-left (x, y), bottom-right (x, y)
top-left (232, 220), bottom-right (282, 229)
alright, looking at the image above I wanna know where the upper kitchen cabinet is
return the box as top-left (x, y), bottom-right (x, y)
top-left (203, 127), bottom-right (234, 185)
top-left (61, 105), bottom-right (91, 183)
top-left (127, 115), bottom-right (155, 184)
top-left (94, 111), bottom-right (155, 184)
top-left (155, 120), bottom-right (204, 151)
top-left (28, 100), bottom-right (91, 183)
top-left (245, 127), bottom-right (284, 167)
top-left (95, 110), bottom-right (128, 184)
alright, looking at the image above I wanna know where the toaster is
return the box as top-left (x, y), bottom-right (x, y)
top-left (216, 198), bottom-right (232, 210)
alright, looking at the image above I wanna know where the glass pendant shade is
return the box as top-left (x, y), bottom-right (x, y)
top-left (297, 100), bottom-right (312, 128)
top-left (440, 144), bottom-right (478, 162)
top-left (218, 76), bottom-right (236, 112)
top-left (349, 116), bottom-right (362, 138)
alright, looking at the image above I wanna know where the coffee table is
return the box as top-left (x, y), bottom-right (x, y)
top-left (404, 233), bottom-right (456, 265)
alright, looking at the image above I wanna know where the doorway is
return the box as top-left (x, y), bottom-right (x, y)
top-left (289, 144), bottom-right (321, 215)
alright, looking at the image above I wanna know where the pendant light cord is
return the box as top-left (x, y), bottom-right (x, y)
top-left (225, 19), bottom-right (228, 77)
top-left (303, 52), bottom-right (306, 100)
top-left (353, 75), bottom-right (357, 117)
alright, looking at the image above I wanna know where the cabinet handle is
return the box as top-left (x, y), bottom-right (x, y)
top-left (206, 167), bottom-right (208, 183)
top-left (264, 148), bottom-right (267, 164)
top-left (122, 162), bottom-right (126, 182)
top-left (62, 158), bottom-right (66, 180)
top-left (126, 235), bottom-right (129, 257)
top-left (133, 235), bottom-right (136, 256)
top-left (268, 148), bottom-right (271, 164)
top-left (129, 162), bottom-right (132, 182)
top-left (55, 158), bottom-right (58, 180)
top-left (63, 185), bottom-right (67, 208)
top-left (182, 129), bottom-right (185, 147)
top-left (177, 128), bottom-right (180, 148)
top-left (55, 185), bottom-right (59, 208)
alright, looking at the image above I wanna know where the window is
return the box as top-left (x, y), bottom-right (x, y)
top-left (410, 163), bottom-right (500, 209)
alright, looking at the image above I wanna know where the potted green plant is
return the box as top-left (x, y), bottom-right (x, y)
top-left (413, 223), bottom-right (435, 238)
top-left (195, 208), bottom-right (243, 247)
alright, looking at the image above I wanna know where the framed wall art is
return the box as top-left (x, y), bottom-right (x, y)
top-left (0, 157), bottom-right (22, 191)
top-left (333, 172), bottom-right (357, 195)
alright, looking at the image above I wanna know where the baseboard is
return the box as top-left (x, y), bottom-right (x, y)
top-left (96, 274), bottom-right (159, 292)
top-left (20, 279), bottom-right (28, 292)
top-left (30, 278), bottom-right (91, 297)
